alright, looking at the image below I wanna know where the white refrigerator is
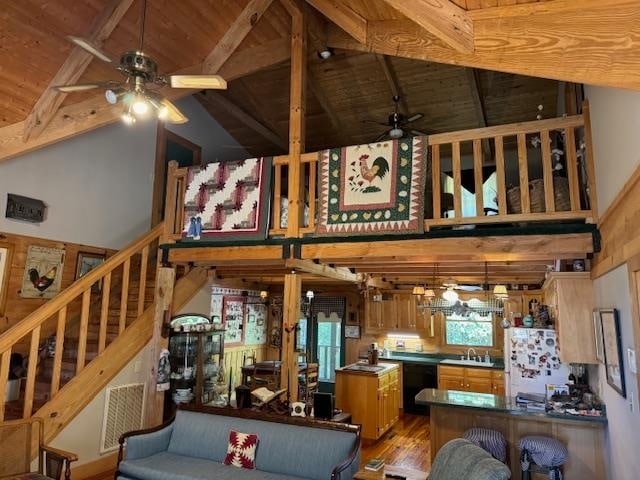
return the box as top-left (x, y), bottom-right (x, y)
top-left (504, 328), bottom-right (569, 397)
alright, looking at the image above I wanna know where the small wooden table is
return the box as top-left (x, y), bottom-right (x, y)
top-left (354, 465), bottom-right (428, 480)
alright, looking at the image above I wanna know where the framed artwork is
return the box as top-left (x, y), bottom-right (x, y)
top-left (345, 325), bottom-right (361, 339)
top-left (21, 245), bottom-right (65, 299)
top-left (0, 244), bottom-right (13, 315)
top-left (222, 296), bottom-right (245, 346)
top-left (76, 252), bottom-right (106, 292)
top-left (597, 308), bottom-right (626, 397)
top-left (593, 310), bottom-right (605, 364)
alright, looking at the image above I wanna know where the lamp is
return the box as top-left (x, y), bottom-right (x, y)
top-left (259, 290), bottom-right (268, 300)
top-left (412, 285), bottom-right (425, 296)
top-left (493, 284), bottom-right (508, 299)
top-left (424, 289), bottom-right (435, 299)
top-left (306, 290), bottom-right (314, 300)
top-left (442, 288), bottom-right (459, 302)
top-left (317, 47), bottom-right (334, 60)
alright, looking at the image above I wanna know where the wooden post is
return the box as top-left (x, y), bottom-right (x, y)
top-left (145, 266), bottom-right (175, 427)
top-left (281, 273), bottom-right (302, 403)
top-left (284, 0), bottom-right (307, 238)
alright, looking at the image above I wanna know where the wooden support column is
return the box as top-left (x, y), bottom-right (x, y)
top-left (284, 0), bottom-right (307, 238)
top-left (281, 273), bottom-right (302, 403)
top-left (145, 267), bottom-right (175, 427)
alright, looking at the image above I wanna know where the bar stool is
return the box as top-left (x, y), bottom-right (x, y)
top-left (463, 427), bottom-right (507, 463)
top-left (518, 436), bottom-right (568, 480)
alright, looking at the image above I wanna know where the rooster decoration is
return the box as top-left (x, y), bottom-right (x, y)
top-left (347, 154), bottom-right (390, 194)
top-left (28, 266), bottom-right (57, 292)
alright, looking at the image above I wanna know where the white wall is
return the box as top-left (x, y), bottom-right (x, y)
top-left (585, 85), bottom-right (640, 480)
top-left (0, 96), bottom-right (247, 249)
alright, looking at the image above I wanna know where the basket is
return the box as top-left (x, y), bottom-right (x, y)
top-left (507, 177), bottom-right (571, 214)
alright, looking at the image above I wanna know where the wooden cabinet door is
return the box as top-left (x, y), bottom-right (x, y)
top-left (377, 385), bottom-right (387, 435)
top-left (396, 294), bottom-right (416, 330)
top-left (380, 299), bottom-right (398, 330)
top-left (492, 371), bottom-right (505, 396)
top-left (365, 299), bottom-right (382, 332)
top-left (389, 379), bottom-right (400, 424)
top-left (465, 368), bottom-right (493, 394)
top-left (438, 375), bottom-right (464, 391)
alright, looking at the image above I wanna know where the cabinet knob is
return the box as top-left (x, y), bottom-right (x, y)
top-left (466, 384), bottom-right (470, 388)
top-left (460, 382), bottom-right (464, 387)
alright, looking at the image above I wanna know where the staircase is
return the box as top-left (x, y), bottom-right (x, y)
top-left (0, 223), bottom-right (208, 443)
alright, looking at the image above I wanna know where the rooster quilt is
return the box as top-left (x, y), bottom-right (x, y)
top-left (316, 137), bottom-right (427, 236)
top-left (182, 157), bottom-right (272, 241)
top-left (20, 245), bottom-right (65, 299)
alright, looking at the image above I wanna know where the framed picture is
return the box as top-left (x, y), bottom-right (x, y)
top-left (76, 252), bottom-right (106, 292)
top-left (0, 243), bottom-right (13, 315)
top-left (593, 310), bottom-right (605, 364)
top-left (597, 308), bottom-right (626, 397)
top-left (345, 325), bottom-right (360, 339)
top-left (21, 245), bottom-right (65, 299)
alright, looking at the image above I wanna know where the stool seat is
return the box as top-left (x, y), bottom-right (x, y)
top-left (518, 435), bottom-right (568, 480)
top-left (463, 428), bottom-right (507, 463)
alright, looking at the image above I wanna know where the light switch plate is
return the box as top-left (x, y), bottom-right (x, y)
top-left (628, 348), bottom-right (637, 374)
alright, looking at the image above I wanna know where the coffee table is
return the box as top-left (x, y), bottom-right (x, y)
top-left (353, 464), bottom-right (429, 480)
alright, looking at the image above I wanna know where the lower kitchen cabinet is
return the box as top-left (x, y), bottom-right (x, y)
top-left (438, 365), bottom-right (504, 395)
top-left (335, 364), bottom-right (400, 441)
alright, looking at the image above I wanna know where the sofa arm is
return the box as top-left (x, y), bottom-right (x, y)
top-left (331, 424), bottom-right (361, 480)
top-left (118, 421), bottom-right (174, 463)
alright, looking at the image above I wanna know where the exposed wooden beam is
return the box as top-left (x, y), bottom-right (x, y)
top-left (203, 0), bottom-right (275, 74)
top-left (380, 0), bottom-right (474, 54)
top-left (217, 37), bottom-right (291, 80)
top-left (375, 55), bottom-right (408, 116)
top-left (465, 67), bottom-right (492, 161)
top-left (196, 91), bottom-right (288, 151)
top-left (305, 0), bottom-right (367, 44)
top-left (22, 0), bottom-right (134, 142)
top-left (285, 259), bottom-right (360, 282)
top-left (327, 0), bottom-right (640, 91)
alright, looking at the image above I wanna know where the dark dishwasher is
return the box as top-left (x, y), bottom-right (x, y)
top-left (402, 362), bottom-right (437, 415)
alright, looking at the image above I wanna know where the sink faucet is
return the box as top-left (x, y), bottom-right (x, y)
top-left (466, 348), bottom-right (477, 361)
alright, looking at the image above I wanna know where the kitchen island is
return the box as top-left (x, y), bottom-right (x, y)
top-left (416, 388), bottom-right (606, 480)
top-left (335, 362), bottom-right (400, 441)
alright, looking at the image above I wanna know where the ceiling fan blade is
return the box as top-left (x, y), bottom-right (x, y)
top-left (374, 131), bottom-right (390, 142)
top-left (54, 83), bottom-right (102, 93)
top-left (405, 113), bottom-right (424, 123)
top-left (170, 75), bottom-right (227, 89)
top-left (362, 119), bottom-right (390, 126)
top-left (67, 36), bottom-right (113, 63)
top-left (410, 129), bottom-right (429, 137)
top-left (161, 99), bottom-right (189, 124)
top-left (458, 285), bottom-right (483, 292)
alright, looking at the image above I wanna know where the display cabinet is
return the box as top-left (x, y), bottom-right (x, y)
top-left (168, 329), bottom-right (226, 407)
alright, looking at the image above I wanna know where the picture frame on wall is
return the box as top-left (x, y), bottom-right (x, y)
top-left (76, 252), bottom-right (106, 292)
top-left (345, 325), bottom-right (360, 339)
top-left (597, 308), bottom-right (626, 397)
top-left (593, 310), bottom-right (605, 364)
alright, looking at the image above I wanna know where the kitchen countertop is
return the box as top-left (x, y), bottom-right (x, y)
top-left (415, 388), bottom-right (607, 424)
top-left (336, 361), bottom-right (399, 376)
top-left (358, 351), bottom-right (505, 370)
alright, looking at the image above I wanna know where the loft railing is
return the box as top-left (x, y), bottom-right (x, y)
top-left (0, 224), bottom-right (163, 421)
top-left (163, 108), bottom-right (597, 240)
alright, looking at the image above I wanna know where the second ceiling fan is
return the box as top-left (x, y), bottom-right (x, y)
top-left (363, 95), bottom-right (427, 142)
top-left (54, 0), bottom-right (228, 124)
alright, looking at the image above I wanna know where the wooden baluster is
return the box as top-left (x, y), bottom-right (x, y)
top-left (177, 174), bottom-right (187, 234)
top-left (76, 289), bottom-right (91, 374)
top-left (0, 349), bottom-right (11, 421)
top-left (50, 307), bottom-right (67, 397)
top-left (517, 133), bottom-right (530, 213)
top-left (452, 141), bottom-right (462, 218)
top-left (565, 127), bottom-right (581, 211)
top-left (541, 129), bottom-right (555, 213)
top-left (473, 138), bottom-right (484, 217)
top-left (138, 246), bottom-right (149, 316)
top-left (23, 325), bottom-right (41, 418)
top-left (494, 136), bottom-right (507, 215)
top-left (164, 161), bottom-right (179, 238)
top-left (308, 160), bottom-right (317, 229)
top-left (119, 259), bottom-right (131, 333)
top-left (98, 272), bottom-right (111, 353)
top-left (432, 144), bottom-right (441, 219)
top-left (273, 163), bottom-right (282, 230)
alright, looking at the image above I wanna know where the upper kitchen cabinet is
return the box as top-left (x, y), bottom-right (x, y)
top-left (543, 272), bottom-right (597, 364)
top-left (396, 294), bottom-right (416, 330)
top-left (365, 296), bottom-right (397, 332)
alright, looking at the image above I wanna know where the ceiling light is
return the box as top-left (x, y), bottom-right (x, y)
top-left (389, 127), bottom-right (404, 139)
top-left (121, 111), bottom-right (136, 125)
top-left (412, 286), bottom-right (425, 296)
top-left (132, 96), bottom-right (149, 115)
top-left (306, 290), bottom-right (315, 300)
top-left (442, 288), bottom-right (459, 302)
top-left (317, 47), bottom-right (334, 60)
top-left (105, 88), bottom-right (125, 105)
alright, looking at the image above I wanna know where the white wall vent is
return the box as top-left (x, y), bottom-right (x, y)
top-left (100, 383), bottom-right (146, 453)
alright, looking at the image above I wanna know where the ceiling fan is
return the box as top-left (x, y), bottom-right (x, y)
top-left (54, 0), bottom-right (227, 125)
top-left (363, 95), bottom-right (427, 142)
top-left (440, 277), bottom-right (483, 292)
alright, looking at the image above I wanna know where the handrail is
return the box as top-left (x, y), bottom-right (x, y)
top-left (0, 223), bottom-right (164, 355)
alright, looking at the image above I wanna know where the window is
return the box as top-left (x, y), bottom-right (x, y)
top-left (316, 313), bottom-right (342, 382)
top-left (445, 312), bottom-right (494, 347)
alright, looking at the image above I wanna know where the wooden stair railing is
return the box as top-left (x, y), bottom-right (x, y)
top-left (0, 223), bottom-right (164, 421)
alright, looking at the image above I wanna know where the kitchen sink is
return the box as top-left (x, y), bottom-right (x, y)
top-left (343, 364), bottom-right (386, 373)
top-left (440, 359), bottom-right (495, 367)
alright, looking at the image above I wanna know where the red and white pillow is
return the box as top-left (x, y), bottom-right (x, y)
top-left (223, 430), bottom-right (259, 469)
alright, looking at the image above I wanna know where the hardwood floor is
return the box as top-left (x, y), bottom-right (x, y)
top-left (360, 413), bottom-right (431, 471)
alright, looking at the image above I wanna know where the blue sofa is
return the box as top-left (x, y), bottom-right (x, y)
top-left (116, 408), bottom-right (361, 480)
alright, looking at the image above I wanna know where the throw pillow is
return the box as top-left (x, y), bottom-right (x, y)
top-left (223, 430), bottom-right (259, 469)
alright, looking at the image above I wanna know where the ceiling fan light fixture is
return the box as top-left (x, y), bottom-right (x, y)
top-left (121, 111), bottom-right (136, 125)
top-left (105, 87), bottom-right (126, 105)
top-left (389, 127), bottom-right (403, 139)
top-left (132, 95), bottom-right (149, 115)
top-left (442, 288), bottom-right (459, 302)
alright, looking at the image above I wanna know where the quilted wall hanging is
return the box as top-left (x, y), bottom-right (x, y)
top-left (182, 157), bottom-right (272, 241)
top-left (316, 137), bottom-right (427, 236)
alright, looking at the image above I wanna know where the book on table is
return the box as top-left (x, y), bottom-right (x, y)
top-left (364, 458), bottom-right (385, 471)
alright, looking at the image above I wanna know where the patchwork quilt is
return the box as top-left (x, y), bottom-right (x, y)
top-left (316, 137), bottom-right (427, 236)
top-left (182, 157), bottom-right (272, 240)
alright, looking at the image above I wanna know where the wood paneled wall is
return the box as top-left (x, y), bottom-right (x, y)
top-left (224, 345), bottom-right (268, 388)
top-left (0, 232), bottom-right (114, 333)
